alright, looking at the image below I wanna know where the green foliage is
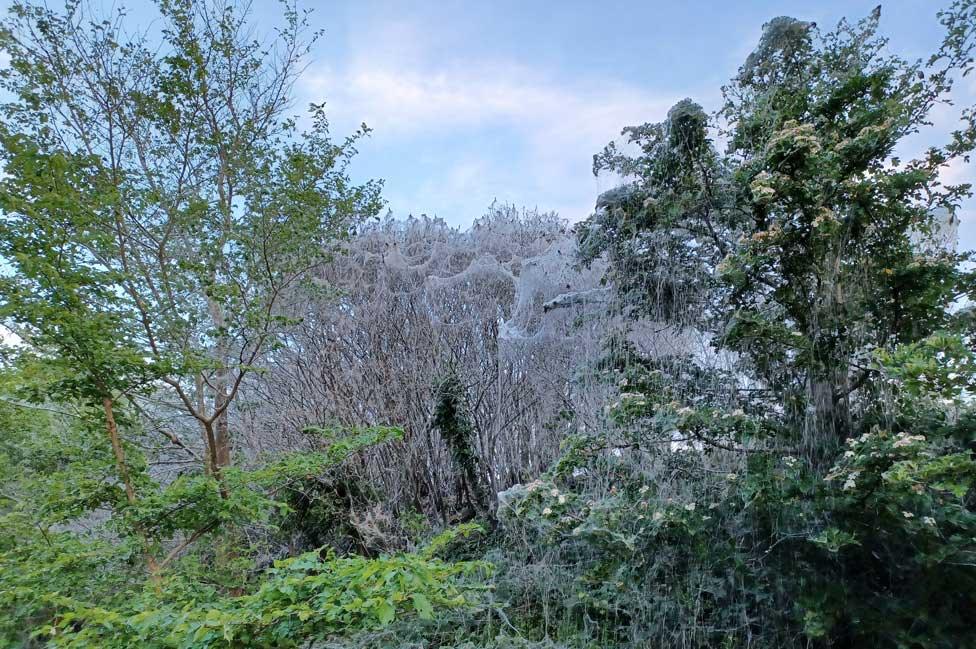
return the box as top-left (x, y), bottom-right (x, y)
top-left (800, 427), bottom-right (976, 645)
top-left (41, 548), bottom-right (490, 648)
top-left (0, 382), bottom-right (411, 645)
top-left (491, 395), bottom-right (976, 647)
top-left (0, 520), bottom-right (142, 647)
top-left (421, 524), bottom-right (486, 560)
top-left (251, 426), bottom-right (403, 489)
top-left (0, 133), bottom-right (161, 403)
top-left (1, 2), bottom-right (976, 649)
top-left (580, 7), bottom-right (976, 455)
top-left (494, 9), bottom-right (976, 648)
top-left (579, 99), bottom-right (730, 321)
top-left (432, 374), bottom-right (486, 512)
top-left (875, 332), bottom-right (976, 402)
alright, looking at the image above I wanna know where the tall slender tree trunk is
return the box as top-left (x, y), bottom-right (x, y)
top-left (207, 295), bottom-right (233, 472)
top-left (102, 396), bottom-right (160, 578)
top-left (214, 379), bottom-right (232, 468)
top-left (104, 396), bottom-right (136, 505)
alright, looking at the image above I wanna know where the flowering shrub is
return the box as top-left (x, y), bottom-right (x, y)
top-left (493, 453), bottom-right (799, 648)
top-left (797, 427), bottom-right (976, 646)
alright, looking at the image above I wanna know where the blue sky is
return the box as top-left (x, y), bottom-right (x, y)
top-left (281, 0), bottom-right (976, 249)
top-left (2, 0), bottom-right (974, 250)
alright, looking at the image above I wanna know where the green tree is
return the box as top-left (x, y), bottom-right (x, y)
top-left (580, 8), bottom-right (976, 461)
top-left (0, 0), bottom-right (384, 614)
top-left (554, 4), bottom-right (976, 647)
top-left (0, 0), bottom-right (383, 488)
top-left (0, 135), bottom-right (165, 575)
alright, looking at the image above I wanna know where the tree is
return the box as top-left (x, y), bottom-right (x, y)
top-left (0, 0), bottom-right (382, 484)
top-left (579, 98), bottom-right (732, 324)
top-left (0, 0), bottom-right (384, 588)
top-left (551, 6), bottom-right (976, 646)
top-left (242, 207), bottom-right (611, 525)
top-left (0, 135), bottom-right (164, 574)
top-left (580, 9), bottom-right (976, 461)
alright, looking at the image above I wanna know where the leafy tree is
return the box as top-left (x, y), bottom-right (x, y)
top-left (0, 0), bottom-right (384, 591)
top-left (0, 0), bottom-right (383, 486)
top-left (580, 8), bottom-right (976, 461)
top-left (579, 98), bottom-right (732, 323)
top-left (0, 1), bottom-right (467, 644)
top-left (0, 134), bottom-right (165, 575)
top-left (534, 4), bottom-right (976, 647)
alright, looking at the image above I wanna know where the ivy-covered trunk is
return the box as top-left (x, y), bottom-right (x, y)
top-left (432, 374), bottom-right (488, 518)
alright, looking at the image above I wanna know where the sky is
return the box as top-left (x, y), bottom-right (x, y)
top-left (279, 0), bottom-right (976, 250)
top-left (1, 0), bottom-right (974, 250)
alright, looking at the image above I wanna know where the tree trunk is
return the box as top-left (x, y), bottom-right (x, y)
top-left (104, 396), bottom-right (136, 505)
top-left (214, 381), bottom-right (232, 468)
top-left (102, 396), bottom-right (160, 578)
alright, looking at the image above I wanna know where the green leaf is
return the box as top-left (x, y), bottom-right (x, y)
top-left (411, 592), bottom-right (434, 620)
top-left (374, 599), bottom-right (395, 625)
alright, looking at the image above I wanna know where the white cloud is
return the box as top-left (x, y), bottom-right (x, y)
top-left (298, 20), bottom-right (684, 222)
top-left (306, 60), bottom-right (675, 138)
top-left (304, 17), bottom-right (677, 137)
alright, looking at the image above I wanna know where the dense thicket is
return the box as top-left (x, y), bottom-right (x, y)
top-left (1, 1), bottom-right (975, 648)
